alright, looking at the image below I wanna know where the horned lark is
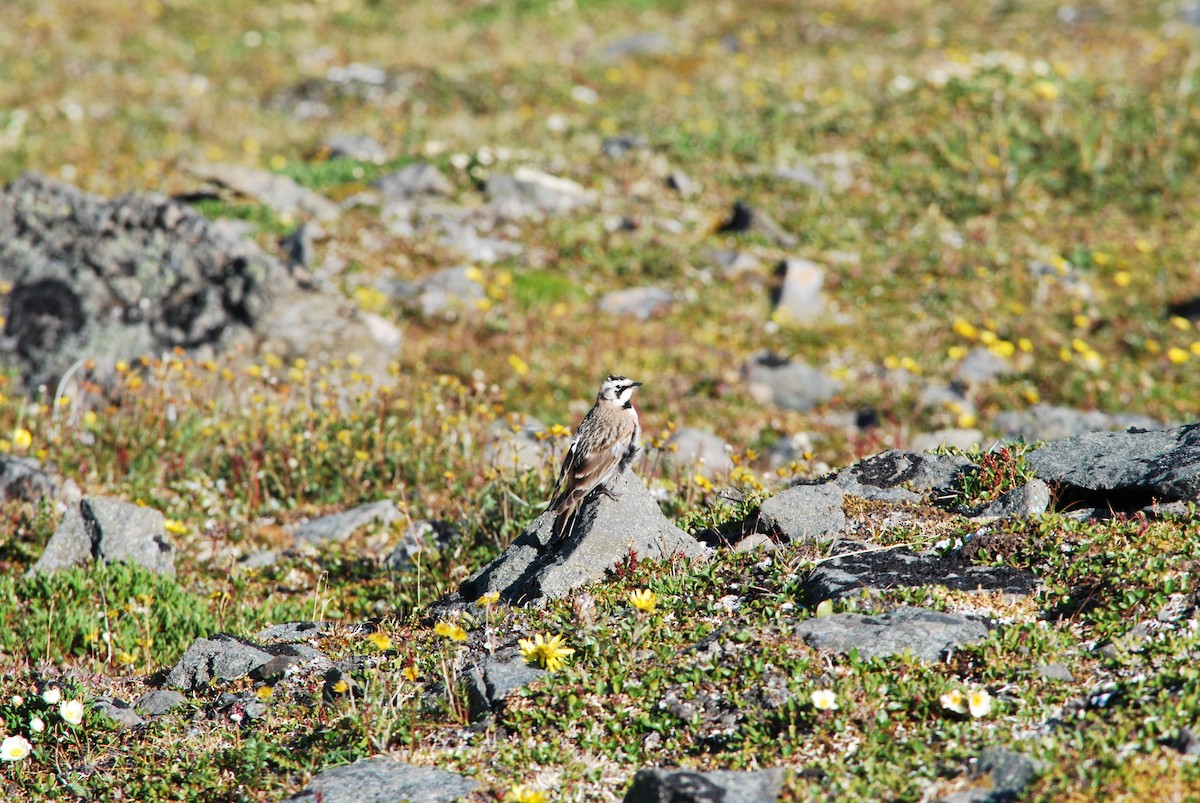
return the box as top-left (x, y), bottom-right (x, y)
top-left (548, 375), bottom-right (643, 530)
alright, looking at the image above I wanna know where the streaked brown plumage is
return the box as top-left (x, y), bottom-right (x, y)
top-left (549, 375), bottom-right (643, 526)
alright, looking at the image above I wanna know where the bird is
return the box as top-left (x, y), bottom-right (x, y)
top-left (548, 375), bottom-right (643, 532)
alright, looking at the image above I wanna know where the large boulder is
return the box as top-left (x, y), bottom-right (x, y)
top-left (457, 470), bottom-right (707, 606)
top-left (29, 497), bottom-right (176, 576)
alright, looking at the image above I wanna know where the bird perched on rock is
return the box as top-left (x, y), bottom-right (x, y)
top-left (548, 375), bottom-right (643, 533)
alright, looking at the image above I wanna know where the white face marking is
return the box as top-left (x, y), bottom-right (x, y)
top-left (599, 375), bottom-right (642, 404)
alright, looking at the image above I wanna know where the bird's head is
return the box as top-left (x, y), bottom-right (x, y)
top-left (598, 375), bottom-right (642, 406)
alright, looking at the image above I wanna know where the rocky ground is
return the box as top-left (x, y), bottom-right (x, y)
top-left (2, 1), bottom-right (1200, 801)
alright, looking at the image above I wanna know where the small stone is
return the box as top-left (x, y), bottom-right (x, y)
top-left (372, 162), bottom-right (453, 201)
top-left (1036, 662), bottom-right (1075, 682)
top-left (909, 429), bottom-right (983, 453)
top-left (185, 162), bottom-right (339, 222)
top-left (598, 287), bottom-right (674, 321)
top-left (970, 478), bottom-right (1052, 519)
top-left (384, 520), bottom-right (457, 571)
top-left (665, 172), bottom-right (697, 197)
top-left (281, 756), bottom-right (478, 803)
top-left (663, 428), bottom-right (733, 478)
top-left (770, 258), bottom-right (827, 325)
top-left (793, 606), bottom-right (990, 662)
top-left (743, 352), bottom-right (839, 412)
top-left (92, 697), bottom-right (145, 729)
top-left (135, 689), bottom-right (188, 717)
top-left (465, 654), bottom-right (546, 721)
top-left (624, 767), bottom-right (784, 803)
top-left (0, 455), bottom-right (59, 503)
top-left (774, 165), bottom-right (825, 191)
top-left (486, 167), bottom-right (595, 217)
top-left (758, 484), bottom-right (846, 543)
top-left (717, 201), bottom-right (797, 248)
top-left (953, 347), bottom-right (1012, 386)
top-left (290, 500), bottom-right (399, 546)
top-left (324, 133), bottom-right (388, 164)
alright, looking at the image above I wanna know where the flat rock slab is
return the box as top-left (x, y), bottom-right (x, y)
top-left (793, 607), bottom-right (990, 662)
top-left (92, 697), bottom-right (145, 729)
top-left (758, 484), bottom-right (846, 542)
top-left (290, 500), bottom-right (399, 546)
top-left (624, 767), bottom-right (785, 803)
top-left (833, 450), bottom-right (975, 505)
top-left (165, 634), bottom-right (323, 691)
top-left (30, 497), bottom-right (175, 576)
top-left (457, 470), bottom-right (707, 606)
top-left (743, 352), bottom-right (839, 412)
top-left (282, 756), bottom-right (478, 803)
top-left (135, 689), bottom-right (188, 717)
top-left (996, 404), bottom-right (1163, 442)
top-left (1027, 423), bottom-right (1200, 502)
top-left (802, 540), bottom-right (1037, 601)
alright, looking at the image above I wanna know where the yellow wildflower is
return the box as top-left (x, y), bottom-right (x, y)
top-left (518, 633), bottom-right (575, 671)
top-left (434, 620), bottom-right (468, 642)
top-left (367, 631), bottom-right (393, 652)
top-left (628, 589), bottom-right (658, 613)
top-left (476, 591), bottom-right (501, 607)
top-left (504, 785), bottom-right (550, 803)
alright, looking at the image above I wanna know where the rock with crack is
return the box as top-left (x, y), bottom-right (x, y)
top-left (793, 606), bottom-right (991, 662)
top-left (624, 767), bottom-right (785, 803)
top-left (457, 470), bottom-right (707, 606)
top-left (29, 497), bottom-right (176, 577)
top-left (282, 756), bottom-right (478, 803)
top-left (1026, 422), bottom-right (1200, 505)
top-left (465, 654), bottom-right (547, 721)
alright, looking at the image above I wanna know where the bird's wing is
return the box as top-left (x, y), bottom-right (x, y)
top-left (549, 413), bottom-right (635, 515)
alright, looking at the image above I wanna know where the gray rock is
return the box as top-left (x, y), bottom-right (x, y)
top-left (458, 470), bottom-right (707, 605)
top-left (165, 634), bottom-right (321, 691)
top-left (0, 173), bottom-right (291, 391)
top-left (909, 429), bottom-right (984, 453)
top-left (386, 266), bottom-right (486, 318)
top-left (372, 162), bottom-right (453, 201)
top-left (282, 756), bottom-right (478, 803)
top-left (484, 416), bottom-right (548, 471)
top-left (254, 287), bottom-right (403, 384)
top-left (0, 455), bottom-right (59, 502)
top-left (185, 162), bottom-right (339, 222)
top-left (1027, 423), bottom-right (1200, 502)
top-left (767, 432), bottom-right (816, 468)
top-left (970, 478), bottom-right (1051, 519)
top-left (290, 500), bottom-right (399, 546)
top-left (255, 621), bottom-right (331, 643)
top-left (486, 168), bottom-right (595, 217)
top-left (743, 352), bottom-right (840, 412)
top-left (833, 450), bottom-right (975, 504)
top-left (239, 549), bottom-right (280, 570)
top-left (1036, 662), bottom-right (1074, 682)
top-left (465, 654), bottom-right (546, 721)
top-left (917, 383), bottom-right (974, 416)
top-left (602, 135), bottom-right (648, 158)
top-left (953, 347), bottom-right (1012, 385)
top-left (385, 520), bottom-right (457, 571)
top-left (598, 287), bottom-right (674, 321)
top-left (802, 539), bottom-right (1037, 601)
top-left (702, 248), bottom-right (763, 281)
top-left (135, 689), bottom-right (188, 717)
top-left (278, 222), bottom-right (322, 270)
top-left (624, 767), bottom-right (784, 803)
top-left (437, 229), bottom-right (524, 264)
top-left (666, 172), bottom-right (697, 197)
top-left (30, 497), bottom-right (175, 576)
top-left (663, 428), bottom-right (733, 478)
top-left (325, 133), bottom-right (388, 164)
top-left (602, 32), bottom-right (674, 60)
top-left (793, 606), bottom-right (990, 662)
top-left (996, 404), bottom-right (1163, 442)
top-left (770, 258), bottom-right (826, 325)
top-left (717, 201), bottom-right (797, 248)
top-left (759, 484), bottom-right (846, 543)
top-left (91, 697), bottom-right (145, 729)
top-left (975, 748), bottom-right (1038, 798)
top-left (774, 165), bottom-right (825, 191)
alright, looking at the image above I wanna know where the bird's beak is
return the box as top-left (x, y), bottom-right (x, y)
top-left (631, 381), bottom-right (643, 387)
